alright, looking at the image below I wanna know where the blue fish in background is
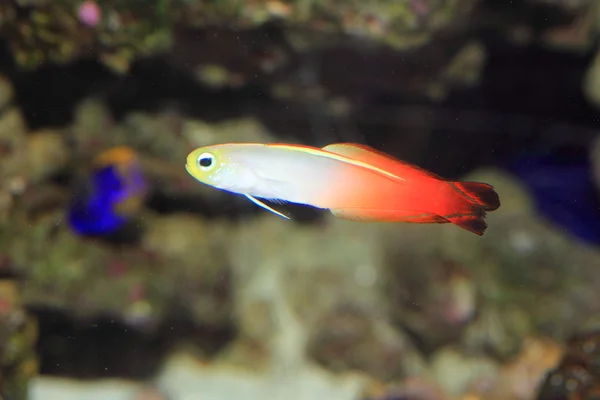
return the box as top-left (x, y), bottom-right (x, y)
top-left (68, 146), bottom-right (148, 236)
top-left (506, 145), bottom-right (600, 245)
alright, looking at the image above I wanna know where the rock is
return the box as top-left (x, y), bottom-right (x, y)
top-left (141, 214), bottom-right (215, 261)
top-left (3, 0), bottom-right (476, 73)
top-left (181, 117), bottom-right (279, 148)
top-left (536, 330), bottom-right (600, 400)
top-left (383, 254), bottom-right (477, 355)
top-left (28, 378), bottom-right (141, 400)
top-left (461, 208), bottom-right (600, 355)
top-left (0, 108), bottom-right (28, 185)
top-left (26, 130), bottom-right (69, 182)
top-left (461, 305), bottom-right (532, 361)
top-left (455, 41), bottom-right (487, 78)
top-left (0, 208), bottom-right (237, 338)
top-left (227, 215), bottom-right (426, 381)
top-left (440, 40), bottom-right (487, 94)
top-left (21, 183), bottom-right (66, 214)
top-left (456, 170), bottom-right (600, 358)
top-left (0, 107), bottom-right (28, 222)
top-left (141, 214), bottom-right (233, 328)
top-left (542, 3), bottom-right (596, 51)
top-left (33, 350), bottom-right (368, 400)
top-left (4, 215), bottom-right (166, 328)
top-left (155, 352), bottom-right (368, 400)
top-left (0, 278), bottom-right (39, 400)
top-left (70, 98), bottom-right (116, 154)
top-left (583, 45), bottom-right (600, 109)
top-left (194, 64), bottom-right (246, 89)
top-left (121, 111), bottom-right (187, 163)
top-left (132, 385), bottom-right (170, 400)
top-left (430, 346), bottom-right (499, 397)
top-left (0, 75), bottom-right (14, 111)
top-left (492, 336), bottom-right (562, 400)
top-left (591, 135), bottom-right (600, 192)
top-left (307, 304), bottom-right (424, 382)
top-left (428, 336), bottom-right (561, 400)
top-left (360, 377), bottom-right (452, 400)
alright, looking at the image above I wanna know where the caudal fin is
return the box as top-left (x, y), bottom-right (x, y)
top-left (450, 182), bottom-right (501, 211)
top-left (444, 181), bottom-right (501, 235)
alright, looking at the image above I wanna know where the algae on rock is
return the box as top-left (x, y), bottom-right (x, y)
top-left (0, 0), bottom-right (478, 72)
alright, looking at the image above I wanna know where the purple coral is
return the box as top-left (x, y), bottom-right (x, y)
top-left (78, 0), bottom-right (102, 27)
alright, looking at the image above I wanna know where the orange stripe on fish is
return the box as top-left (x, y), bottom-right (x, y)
top-left (185, 142), bottom-right (501, 235)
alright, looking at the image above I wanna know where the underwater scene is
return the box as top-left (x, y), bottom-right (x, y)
top-left (1, 0), bottom-right (600, 399)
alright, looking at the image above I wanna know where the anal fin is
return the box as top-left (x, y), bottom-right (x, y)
top-left (331, 207), bottom-right (448, 224)
top-left (244, 194), bottom-right (290, 220)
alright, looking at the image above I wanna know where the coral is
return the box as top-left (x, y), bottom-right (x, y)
top-left (537, 330), bottom-right (600, 399)
top-left (0, 81), bottom-right (29, 224)
top-left (141, 214), bottom-right (233, 329)
top-left (25, 129), bottom-right (69, 183)
top-left (0, 75), bottom-right (14, 111)
top-left (0, 0), bottom-right (478, 72)
top-left (0, 277), bottom-right (39, 400)
top-left (583, 45), bottom-right (600, 109)
top-left (0, 209), bottom-right (234, 334)
top-left (0, 0), bottom-right (172, 72)
top-left (307, 304), bottom-right (423, 382)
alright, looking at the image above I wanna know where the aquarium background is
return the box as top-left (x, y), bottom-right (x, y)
top-left (0, 0), bottom-right (600, 399)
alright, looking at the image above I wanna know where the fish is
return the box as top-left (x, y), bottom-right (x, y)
top-left (68, 146), bottom-right (148, 236)
top-left (185, 142), bottom-right (501, 235)
top-left (506, 145), bottom-right (600, 245)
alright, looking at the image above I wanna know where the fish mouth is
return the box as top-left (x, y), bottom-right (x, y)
top-left (185, 163), bottom-right (197, 179)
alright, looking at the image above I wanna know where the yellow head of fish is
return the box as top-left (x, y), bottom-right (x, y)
top-left (185, 145), bottom-right (237, 190)
top-left (186, 144), bottom-right (268, 193)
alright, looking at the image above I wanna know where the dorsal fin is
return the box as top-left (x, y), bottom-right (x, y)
top-left (322, 143), bottom-right (444, 180)
top-left (268, 143), bottom-right (405, 182)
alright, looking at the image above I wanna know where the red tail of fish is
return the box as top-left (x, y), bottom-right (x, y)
top-left (441, 181), bottom-right (501, 235)
top-left (316, 142), bottom-right (500, 234)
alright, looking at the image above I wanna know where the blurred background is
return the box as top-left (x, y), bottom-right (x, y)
top-left (1, 0), bottom-right (600, 399)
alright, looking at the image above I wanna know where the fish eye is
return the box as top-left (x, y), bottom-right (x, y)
top-left (197, 152), bottom-right (215, 171)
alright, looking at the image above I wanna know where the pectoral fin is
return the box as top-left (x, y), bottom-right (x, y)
top-left (244, 194), bottom-right (290, 220)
